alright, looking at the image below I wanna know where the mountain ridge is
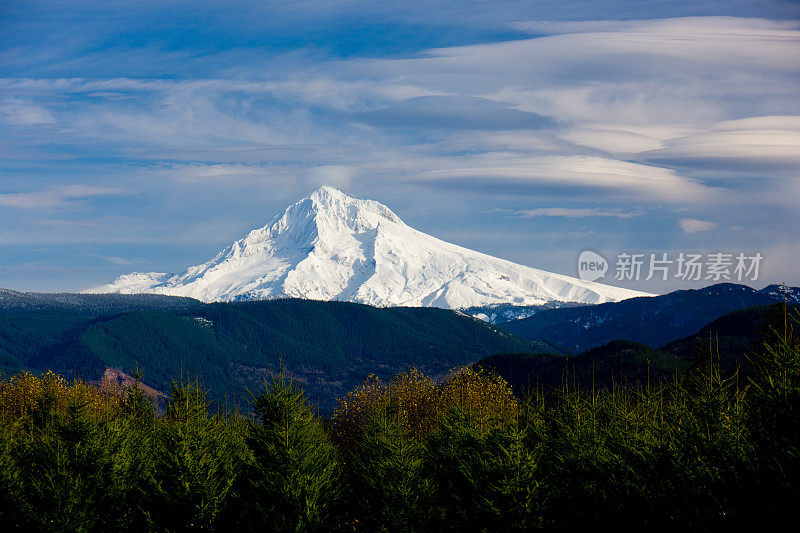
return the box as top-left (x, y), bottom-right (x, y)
top-left (499, 282), bottom-right (800, 353)
top-left (478, 302), bottom-right (799, 395)
top-left (1, 296), bottom-right (552, 411)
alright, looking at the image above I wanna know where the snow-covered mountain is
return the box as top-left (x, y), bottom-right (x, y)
top-left (85, 187), bottom-right (652, 308)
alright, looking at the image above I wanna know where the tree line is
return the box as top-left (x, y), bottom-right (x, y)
top-left (0, 309), bottom-right (798, 531)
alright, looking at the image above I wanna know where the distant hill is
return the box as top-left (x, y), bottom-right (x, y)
top-left (478, 303), bottom-right (797, 395)
top-left (0, 288), bottom-right (202, 313)
top-left (659, 303), bottom-right (786, 375)
top-left (498, 283), bottom-right (799, 354)
top-left (0, 290), bottom-right (205, 374)
top-left (460, 301), bottom-right (585, 324)
top-left (0, 294), bottom-right (551, 412)
top-left (476, 340), bottom-right (677, 395)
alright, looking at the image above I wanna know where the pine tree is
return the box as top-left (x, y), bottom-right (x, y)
top-left (345, 409), bottom-right (434, 532)
top-left (154, 379), bottom-right (245, 531)
top-left (238, 369), bottom-right (341, 532)
top-left (744, 305), bottom-right (800, 524)
top-left (426, 405), bottom-right (540, 531)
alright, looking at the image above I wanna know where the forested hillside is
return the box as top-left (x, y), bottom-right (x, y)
top-left (499, 283), bottom-right (798, 353)
top-left (479, 303), bottom-right (795, 394)
top-left (1, 296), bottom-right (549, 411)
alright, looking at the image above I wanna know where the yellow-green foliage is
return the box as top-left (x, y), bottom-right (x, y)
top-left (332, 366), bottom-right (516, 449)
top-left (0, 370), bottom-right (124, 424)
top-left (437, 367), bottom-right (518, 432)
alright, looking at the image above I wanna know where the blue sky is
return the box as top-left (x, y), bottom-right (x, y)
top-left (1, 0), bottom-right (799, 293)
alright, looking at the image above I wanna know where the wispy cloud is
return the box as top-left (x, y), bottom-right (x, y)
top-left (99, 255), bottom-right (136, 265)
top-left (355, 95), bottom-right (557, 131)
top-left (513, 207), bottom-right (645, 219)
top-left (419, 155), bottom-right (715, 202)
top-left (640, 116), bottom-right (800, 175)
top-left (511, 17), bottom-right (800, 36)
top-left (0, 98), bottom-right (55, 125)
top-left (679, 218), bottom-right (719, 233)
top-left (0, 185), bottom-right (128, 209)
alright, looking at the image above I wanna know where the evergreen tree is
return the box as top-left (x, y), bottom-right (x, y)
top-left (427, 405), bottom-right (540, 531)
top-left (237, 369), bottom-right (341, 532)
top-left (744, 306), bottom-right (800, 524)
top-left (154, 379), bottom-right (245, 531)
top-left (3, 397), bottom-right (117, 532)
top-left (345, 410), bottom-right (434, 532)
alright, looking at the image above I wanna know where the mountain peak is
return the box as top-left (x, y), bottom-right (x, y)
top-left (308, 185), bottom-right (351, 203)
top-left (86, 188), bottom-right (653, 307)
top-left (294, 186), bottom-right (404, 229)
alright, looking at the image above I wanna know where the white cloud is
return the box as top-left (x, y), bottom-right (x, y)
top-left (561, 125), bottom-right (692, 154)
top-left (679, 218), bottom-right (719, 233)
top-left (0, 98), bottom-right (55, 126)
top-left (514, 207), bottom-right (645, 219)
top-left (0, 185), bottom-right (127, 209)
top-left (306, 165), bottom-right (360, 188)
top-left (99, 256), bottom-right (135, 265)
top-left (420, 155), bottom-right (715, 202)
top-left (511, 17), bottom-right (799, 37)
top-left (145, 163), bottom-right (290, 184)
top-left (639, 115), bottom-right (800, 174)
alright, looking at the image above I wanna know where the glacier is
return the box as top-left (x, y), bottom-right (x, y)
top-left (85, 186), bottom-right (653, 308)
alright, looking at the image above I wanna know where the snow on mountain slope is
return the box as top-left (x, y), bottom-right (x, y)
top-left (85, 187), bottom-right (652, 307)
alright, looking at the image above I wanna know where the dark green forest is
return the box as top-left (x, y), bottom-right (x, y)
top-left (0, 297), bottom-right (549, 412)
top-left (1, 305), bottom-right (798, 531)
top-left (1, 284), bottom-right (791, 413)
top-left (478, 304), bottom-right (793, 394)
top-left (500, 283), bottom-right (792, 352)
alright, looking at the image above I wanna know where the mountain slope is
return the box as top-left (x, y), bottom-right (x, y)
top-left (478, 303), bottom-right (797, 394)
top-left (1, 295), bottom-right (552, 411)
top-left (86, 186), bottom-right (649, 308)
top-left (476, 340), bottom-right (674, 394)
top-left (498, 283), bottom-right (798, 354)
